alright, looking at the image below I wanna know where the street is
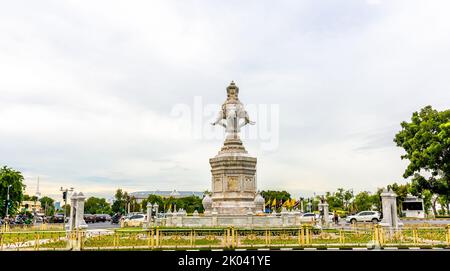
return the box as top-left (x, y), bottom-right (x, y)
top-left (85, 222), bottom-right (120, 230)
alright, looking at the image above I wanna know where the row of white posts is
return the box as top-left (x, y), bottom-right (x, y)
top-left (64, 188), bottom-right (401, 250)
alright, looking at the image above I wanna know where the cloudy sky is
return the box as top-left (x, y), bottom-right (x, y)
top-left (1, 0), bottom-right (449, 201)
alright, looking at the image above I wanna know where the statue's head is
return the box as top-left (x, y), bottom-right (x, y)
top-left (226, 81), bottom-right (239, 100)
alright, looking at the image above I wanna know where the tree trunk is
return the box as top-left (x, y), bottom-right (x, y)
top-left (431, 197), bottom-right (438, 216)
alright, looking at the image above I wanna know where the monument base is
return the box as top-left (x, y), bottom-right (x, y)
top-left (207, 134), bottom-right (261, 215)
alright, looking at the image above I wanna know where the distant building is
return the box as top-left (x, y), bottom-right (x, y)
top-left (402, 195), bottom-right (425, 218)
top-left (54, 201), bottom-right (62, 211)
top-left (129, 190), bottom-right (204, 203)
top-left (20, 201), bottom-right (42, 213)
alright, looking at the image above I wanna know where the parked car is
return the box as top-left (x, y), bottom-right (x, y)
top-left (94, 214), bottom-right (105, 222)
top-left (50, 214), bottom-right (65, 223)
top-left (345, 211), bottom-right (381, 224)
top-left (33, 216), bottom-right (44, 223)
top-left (83, 214), bottom-right (96, 223)
top-left (94, 214), bottom-right (112, 222)
top-left (123, 213), bottom-right (147, 227)
top-left (111, 213), bottom-right (122, 224)
top-left (300, 212), bottom-right (317, 222)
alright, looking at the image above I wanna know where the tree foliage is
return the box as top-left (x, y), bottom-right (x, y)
top-left (261, 190), bottom-right (291, 203)
top-left (39, 196), bottom-right (55, 216)
top-left (351, 191), bottom-right (380, 213)
top-left (23, 194), bottom-right (38, 202)
top-left (394, 106), bottom-right (450, 196)
top-left (84, 197), bottom-right (111, 214)
top-left (0, 166), bottom-right (26, 217)
top-left (111, 189), bottom-right (126, 214)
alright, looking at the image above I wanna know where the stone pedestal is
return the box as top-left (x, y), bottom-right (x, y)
top-left (68, 192), bottom-right (87, 231)
top-left (318, 202), bottom-right (330, 228)
top-left (380, 188), bottom-right (403, 233)
top-left (209, 133), bottom-right (258, 215)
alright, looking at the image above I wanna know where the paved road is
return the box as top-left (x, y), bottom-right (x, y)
top-left (85, 222), bottom-right (120, 230)
top-left (401, 219), bottom-right (450, 224)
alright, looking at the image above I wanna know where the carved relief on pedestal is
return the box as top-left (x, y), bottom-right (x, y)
top-left (213, 177), bottom-right (222, 192)
top-left (243, 176), bottom-right (254, 191)
top-left (227, 176), bottom-right (240, 192)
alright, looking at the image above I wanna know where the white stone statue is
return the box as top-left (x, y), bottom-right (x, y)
top-left (211, 81), bottom-right (255, 134)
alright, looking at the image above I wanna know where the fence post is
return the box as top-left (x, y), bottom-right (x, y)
top-left (36, 232), bottom-right (40, 251)
top-left (447, 224), bottom-right (450, 247)
top-left (305, 227), bottom-right (310, 245)
top-left (379, 226), bottom-right (384, 247)
top-left (300, 227), bottom-right (305, 246)
top-left (150, 228), bottom-right (154, 249)
top-left (190, 229), bottom-right (194, 248)
top-left (232, 227), bottom-right (236, 248)
top-left (147, 229), bottom-right (153, 248)
top-left (372, 225), bottom-right (378, 246)
top-left (223, 229), bottom-right (229, 248)
top-left (413, 227), bottom-right (417, 245)
top-left (79, 230), bottom-right (84, 251)
top-left (156, 227), bottom-right (160, 247)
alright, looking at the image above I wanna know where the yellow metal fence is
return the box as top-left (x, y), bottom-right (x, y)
top-left (0, 225), bottom-right (449, 251)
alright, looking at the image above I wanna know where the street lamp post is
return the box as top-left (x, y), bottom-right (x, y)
top-left (146, 203), bottom-right (153, 225)
top-left (60, 187), bottom-right (74, 225)
top-left (5, 185), bottom-right (12, 218)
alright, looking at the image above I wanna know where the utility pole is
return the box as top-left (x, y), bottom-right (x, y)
top-left (5, 185), bottom-right (12, 218)
top-left (60, 187), bottom-right (74, 224)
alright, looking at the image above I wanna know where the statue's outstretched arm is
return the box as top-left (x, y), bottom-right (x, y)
top-left (211, 110), bottom-right (225, 126)
top-left (245, 111), bottom-right (255, 125)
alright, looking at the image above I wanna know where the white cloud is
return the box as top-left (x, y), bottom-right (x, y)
top-left (1, 1), bottom-right (450, 199)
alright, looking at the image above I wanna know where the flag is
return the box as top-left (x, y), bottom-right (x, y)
top-left (279, 199), bottom-right (283, 207)
top-left (265, 199), bottom-right (271, 207)
top-left (293, 200), bottom-right (300, 208)
top-left (282, 199), bottom-right (289, 207)
top-left (290, 198), bottom-right (296, 208)
top-left (271, 198), bottom-right (277, 207)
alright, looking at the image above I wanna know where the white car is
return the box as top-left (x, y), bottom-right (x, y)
top-left (345, 211), bottom-right (381, 224)
top-left (123, 213), bottom-right (147, 227)
top-left (300, 213), bottom-right (317, 222)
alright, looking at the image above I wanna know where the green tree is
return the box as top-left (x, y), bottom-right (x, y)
top-left (437, 195), bottom-right (450, 215)
top-left (141, 194), bottom-right (164, 212)
top-left (23, 194), bottom-right (38, 201)
top-left (111, 189), bottom-right (126, 214)
top-left (0, 166), bottom-right (26, 217)
top-left (174, 196), bottom-right (203, 213)
top-left (389, 182), bottom-right (410, 214)
top-left (58, 204), bottom-right (71, 215)
top-left (420, 190), bottom-right (433, 216)
top-left (84, 197), bottom-right (111, 214)
top-left (39, 196), bottom-right (55, 216)
top-left (353, 191), bottom-right (379, 212)
top-left (343, 189), bottom-right (354, 211)
top-left (261, 190), bottom-right (291, 211)
top-left (394, 106), bottom-right (450, 197)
